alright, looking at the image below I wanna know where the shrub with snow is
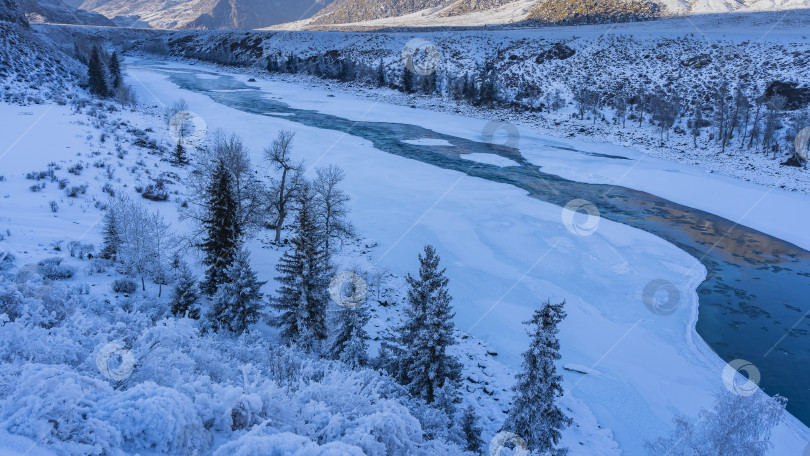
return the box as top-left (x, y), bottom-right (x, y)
top-left (37, 257), bottom-right (75, 280)
top-left (111, 278), bottom-right (137, 294)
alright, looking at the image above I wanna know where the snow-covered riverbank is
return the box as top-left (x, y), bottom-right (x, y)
top-left (124, 59), bottom-right (810, 454)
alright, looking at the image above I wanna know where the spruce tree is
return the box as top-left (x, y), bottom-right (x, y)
top-left (100, 206), bottom-right (121, 260)
top-left (108, 51), bottom-right (122, 90)
top-left (200, 159), bottom-right (241, 295)
top-left (401, 67), bottom-right (413, 93)
top-left (170, 264), bottom-right (200, 319)
top-left (87, 46), bottom-right (108, 98)
top-left (376, 60), bottom-right (386, 87)
top-left (503, 299), bottom-right (572, 454)
top-left (209, 248), bottom-right (265, 333)
top-left (270, 184), bottom-right (330, 350)
top-left (326, 301), bottom-right (370, 368)
top-left (173, 141), bottom-right (188, 165)
top-left (398, 245), bottom-right (461, 403)
top-left (460, 404), bottom-right (485, 454)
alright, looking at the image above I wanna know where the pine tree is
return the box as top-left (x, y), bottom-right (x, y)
top-left (170, 264), bottom-right (200, 319)
top-left (173, 141), bottom-right (188, 165)
top-left (108, 51), bottom-right (122, 90)
top-left (397, 245), bottom-right (461, 403)
top-left (209, 248), bottom-right (265, 333)
top-left (401, 67), bottom-right (413, 93)
top-left (460, 404), bottom-right (485, 454)
top-left (100, 206), bottom-right (121, 260)
top-left (433, 378), bottom-right (460, 421)
top-left (200, 159), bottom-right (241, 295)
top-left (326, 301), bottom-right (370, 368)
top-left (87, 46), bottom-right (108, 98)
top-left (503, 299), bottom-right (572, 454)
top-left (270, 185), bottom-right (330, 349)
top-left (376, 59), bottom-right (386, 87)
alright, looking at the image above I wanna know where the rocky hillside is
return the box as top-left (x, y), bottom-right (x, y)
top-left (75, 0), bottom-right (335, 29)
top-left (0, 0), bottom-right (28, 24)
top-left (284, 0), bottom-right (809, 28)
top-left (526, 0), bottom-right (660, 24)
top-left (0, 1), bottom-right (84, 104)
top-left (438, 0), bottom-right (520, 17)
top-left (18, 0), bottom-right (114, 26)
top-left (309, 0), bottom-right (450, 25)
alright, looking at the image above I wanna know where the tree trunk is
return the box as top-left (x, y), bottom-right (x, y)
top-left (274, 213), bottom-right (285, 243)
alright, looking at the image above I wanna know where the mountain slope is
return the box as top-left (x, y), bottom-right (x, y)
top-left (77, 0), bottom-right (334, 29)
top-left (309, 0), bottom-right (450, 25)
top-left (0, 0), bottom-right (28, 24)
top-left (284, 0), bottom-right (810, 28)
top-left (0, 0), bottom-right (84, 105)
top-left (18, 0), bottom-right (114, 26)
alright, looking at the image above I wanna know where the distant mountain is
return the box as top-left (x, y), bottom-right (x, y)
top-left (76, 0), bottom-right (336, 29)
top-left (18, 0), bottom-right (114, 26)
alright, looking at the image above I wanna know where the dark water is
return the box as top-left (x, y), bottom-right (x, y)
top-left (150, 66), bottom-right (810, 425)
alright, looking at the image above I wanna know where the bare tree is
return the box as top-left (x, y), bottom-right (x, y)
top-left (265, 130), bottom-right (304, 243)
top-left (762, 95), bottom-right (786, 157)
top-left (313, 165), bottom-right (354, 253)
top-left (691, 104), bottom-right (705, 148)
top-left (646, 392), bottom-right (786, 456)
top-left (714, 79), bottom-right (731, 153)
top-left (113, 198), bottom-right (175, 292)
top-left (149, 210), bottom-right (174, 297)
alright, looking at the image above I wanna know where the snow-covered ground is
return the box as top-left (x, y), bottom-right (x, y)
top-left (2, 43), bottom-right (809, 452)
top-left (121, 59), bottom-right (810, 453)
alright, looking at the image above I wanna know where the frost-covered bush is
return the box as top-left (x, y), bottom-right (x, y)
top-left (105, 382), bottom-right (202, 454)
top-left (212, 431), bottom-right (366, 456)
top-left (0, 282), bottom-right (24, 321)
top-left (67, 241), bottom-right (95, 259)
top-left (86, 258), bottom-right (109, 275)
top-left (0, 252), bottom-right (14, 271)
top-left (0, 364), bottom-right (122, 456)
top-left (111, 278), bottom-right (136, 294)
top-left (0, 261), bottom-right (469, 456)
top-left (37, 257), bottom-right (75, 280)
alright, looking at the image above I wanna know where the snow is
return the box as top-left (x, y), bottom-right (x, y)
top-left (2, 29), bottom-right (810, 452)
top-left (120, 59), bottom-right (810, 454)
top-left (460, 152), bottom-right (521, 167)
top-left (401, 138), bottom-right (454, 147)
